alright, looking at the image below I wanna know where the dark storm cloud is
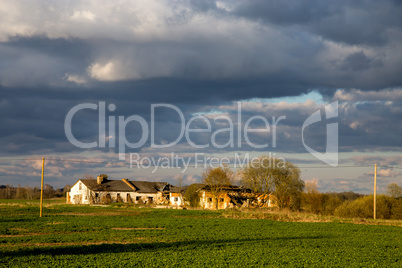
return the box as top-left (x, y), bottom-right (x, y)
top-left (233, 0), bottom-right (402, 46)
top-left (233, 0), bottom-right (337, 26)
top-left (0, 37), bottom-right (92, 87)
top-left (338, 102), bottom-right (402, 150)
top-left (341, 51), bottom-right (383, 72)
top-left (2, 1), bottom-right (402, 94)
top-left (0, 1), bottom-right (401, 189)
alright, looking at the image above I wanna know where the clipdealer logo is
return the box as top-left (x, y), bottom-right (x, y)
top-left (302, 101), bottom-right (338, 167)
top-left (64, 101), bottom-right (338, 167)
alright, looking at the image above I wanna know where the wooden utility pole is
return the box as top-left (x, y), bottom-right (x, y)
top-left (40, 157), bottom-right (45, 217)
top-left (373, 164), bottom-right (377, 220)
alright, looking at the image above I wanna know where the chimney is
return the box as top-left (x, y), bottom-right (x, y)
top-left (122, 178), bottom-right (137, 191)
top-left (97, 174), bottom-right (108, 184)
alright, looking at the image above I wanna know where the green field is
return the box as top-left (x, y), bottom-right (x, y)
top-left (0, 201), bottom-right (401, 267)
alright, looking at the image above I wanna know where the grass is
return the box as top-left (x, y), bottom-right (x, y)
top-left (0, 200), bottom-right (401, 267)
top-left (221, 208), bottom-right (402, 227)
top-left (0, 198), bottom-right (65, 206)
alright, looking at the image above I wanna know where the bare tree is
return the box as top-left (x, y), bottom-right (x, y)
top-left (176, 174), bottom-right (184, 206)
top-left (303, 179), bottom-right (323, 214)
top-left (387, 183), bottom-right (402, 198)
top-left (240, 156), bottom-right (276, 195)
top-left (82, 174), bottom-right (99, 204)
top-left (202, 166), bottom-right (233, 209)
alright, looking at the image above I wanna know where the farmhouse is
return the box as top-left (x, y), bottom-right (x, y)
top-left (169, 186), bottom-right (187, 207)
top-left (199, 185), bottom-right (253, 209)
top-left (255, 193), bottom-right (278, 208)
top-left (198, 185), bottom-right (278, 209)
top-left (67, 175), bottom-right (174, 205)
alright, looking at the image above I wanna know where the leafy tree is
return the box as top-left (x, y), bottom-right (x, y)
top-left (390, 199), bottom-right (402, 219)
top-left (239, 156), bottom-right (304, 210)
top-left (334, 191), bottom-right (364, 202)
top-left (322, 194), bottom-right (342, 215)
top-left (273, 161), bottom-right (304, 210)
top-left (387, 183), bottom-right (402, 198)
top-left (184, 184), bottom-right (204, 207)
top-left (202, 166), bottom-right (233, 209)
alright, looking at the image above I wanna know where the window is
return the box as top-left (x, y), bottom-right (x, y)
top-left (219, 198), bottom-right (224, 202)
top-left (136, 196), bottom-right (142, 201)
top-left (208, 198), bottom-right (212, 202)
top-left (79, 183), bottom-right (82, 190)
top-left (174, 197), bottom-right (178, 201)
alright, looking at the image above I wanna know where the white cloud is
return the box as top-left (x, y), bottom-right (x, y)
top-left (366, 168), bottom-right (401, 178)
top-left (64, 73), bottom-right (87, 84)
top-left (70, 10), bottom-right (96, 21)
top-left (349, 121), bottom-right (360, 130)
top-left (87, 61), bottom-right (127, 81)
top-left (334, 88), bottom-right (402, 102)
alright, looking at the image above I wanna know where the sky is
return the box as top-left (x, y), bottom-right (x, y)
top-left (0, 0), bottom-right (402, 194)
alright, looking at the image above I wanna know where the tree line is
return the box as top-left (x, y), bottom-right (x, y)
top-left (0, 184), bottom-right (70, 199)
top-left (303, 180), bottom-right (402, 219)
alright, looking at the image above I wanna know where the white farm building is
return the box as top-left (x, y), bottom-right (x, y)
top-left (67, 175), bottom-right (176, 205)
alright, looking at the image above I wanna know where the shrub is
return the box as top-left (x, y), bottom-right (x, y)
top-left (390, 198), bottom-right (402, 219)
top-left (334, 195), bottom-right (393, 219)
top-left (323, 195), bottom-right (342, 215)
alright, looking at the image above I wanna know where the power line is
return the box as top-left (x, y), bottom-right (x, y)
top-left (298, 165), bottom-right (373, 169)
top-left (0, 158), bottom-right (401, 170)
top-left (0, 158), bottom-right (105, 164)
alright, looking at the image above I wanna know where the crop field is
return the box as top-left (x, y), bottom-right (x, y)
top-left (0, 201), bottom-right (401, 267)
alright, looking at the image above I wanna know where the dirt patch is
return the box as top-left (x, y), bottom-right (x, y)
top-left (0, 233), bottom-right (52, 238)
top-left (111, 227), bottom-right (165, 230)
top-left (57, 211), bottom-right (141, 216)
top-left (9, 228), bottom-right (28, 232)
top-left (46, 222), bottom-right (65, 225)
